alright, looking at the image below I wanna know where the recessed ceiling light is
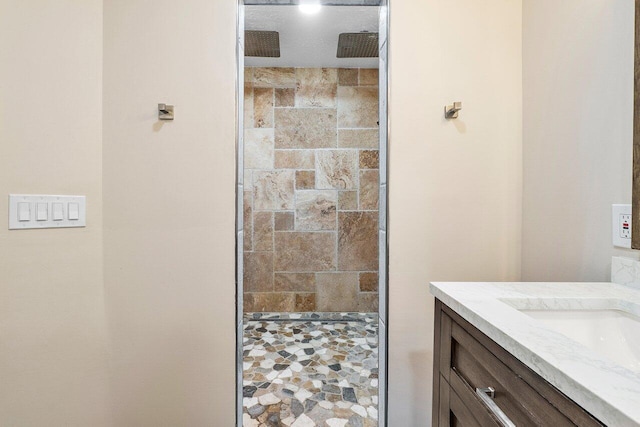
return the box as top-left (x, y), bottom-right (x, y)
top-left (299, 1), bottom-right (321, 14)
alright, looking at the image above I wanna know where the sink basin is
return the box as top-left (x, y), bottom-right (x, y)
top-left (518, 307), bottom-right (640, 373)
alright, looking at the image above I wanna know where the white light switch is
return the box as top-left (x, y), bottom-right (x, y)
top-left (9, 195), bottom-right (86, 229)
top-left (68, 203), bottom-right (79, 220)
top-left (36, 203), bottom-right (48, 221)
top-left (51, 203), bottom-right (64, 221)
top-left (52, 203), bottom-right (64, 221)
top-left (18, 203), bottom-right (30, 221)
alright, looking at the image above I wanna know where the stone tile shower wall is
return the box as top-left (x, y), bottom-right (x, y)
top-left (243, 67), bottom-right (380, 313)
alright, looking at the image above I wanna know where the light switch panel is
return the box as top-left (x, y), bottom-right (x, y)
top-left (9, 195), bottom-right (86, 230)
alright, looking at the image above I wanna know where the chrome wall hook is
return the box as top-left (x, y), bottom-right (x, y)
top-left (444, 101), bottom-right (462, 119)
top-left (158, 103), bottom-right (174, 120)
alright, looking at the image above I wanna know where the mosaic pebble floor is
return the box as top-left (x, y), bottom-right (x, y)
top-left (243, 313), bottom-right (379, 427)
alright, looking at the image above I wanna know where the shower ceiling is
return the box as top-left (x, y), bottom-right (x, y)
top-left (244, 6), bottom-right (379, 68)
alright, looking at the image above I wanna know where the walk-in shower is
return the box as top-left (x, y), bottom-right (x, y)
top-left (236, 2), bottom-right (389, 425)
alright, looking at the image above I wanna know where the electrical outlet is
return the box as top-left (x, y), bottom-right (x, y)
top-left (621, 214), bottom-right (632, 239)
top-left (612, 204), bottom-right (632, 248)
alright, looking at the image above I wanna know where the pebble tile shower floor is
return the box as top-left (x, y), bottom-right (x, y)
top-left (242, 313), bottom-right (379, 427)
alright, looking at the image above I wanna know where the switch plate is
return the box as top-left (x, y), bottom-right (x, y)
top-left (9, 195), bottom-right (86, 230)
top-left (612, 204), bottom-right (632, 248)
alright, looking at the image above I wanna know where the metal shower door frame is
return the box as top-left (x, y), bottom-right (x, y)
top-left (235, 2), bottom-right (390, 424)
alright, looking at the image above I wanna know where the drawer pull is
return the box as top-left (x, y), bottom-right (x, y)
top-left (475, 387), bottom-right (516, 427)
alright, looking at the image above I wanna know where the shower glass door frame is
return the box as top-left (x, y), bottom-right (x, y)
top-left (235, 2), bottom-right (390, 424)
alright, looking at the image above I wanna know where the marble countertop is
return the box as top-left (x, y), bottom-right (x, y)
top-left (429, 281), bottom-right (640, 427)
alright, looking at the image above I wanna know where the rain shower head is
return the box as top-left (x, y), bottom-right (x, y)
top-left (336, 32), bottom-right (379, 58)
top-left (245, 30), bottom-right (281, 57)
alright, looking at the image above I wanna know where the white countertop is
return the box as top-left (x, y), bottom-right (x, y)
top-left (430, 281), bottom-right (640, 427)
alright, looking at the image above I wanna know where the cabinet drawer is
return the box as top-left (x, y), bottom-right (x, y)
top-left (442, 373), bottom-right (502, 427)
top-left (435, 301), bottom-right (603, 427)
top-left (449, 320), bottom-right (573, 426)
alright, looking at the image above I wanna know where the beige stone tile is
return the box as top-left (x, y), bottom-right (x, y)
top-left (253, 87), bottom-right (273, 128)
top-left (358, 293), bottom-right (379, 312)
top-left (338, 129), bottom-right (379, 149)
top-left (359, 150), bottom-right (379, 169)
top-left (359, 169), bottom-right (379, 210)
top-left (274, 273), bottom-right (316, 292)
top-left (243, 191), bottom-right (253, 251)
top-left (316, 150), bottom-right (358, 190)
top-left (359, 272), bottom-right (378, 292)
top-left (253, 170), bottom-right (295, 210)
top-left (338, 191), bottom-right (358, 211)
top-left (275, 108), bottom-right (337, 149)
top-left (243, 252), bottom-right (273, 292)
top-left (295, 190), bottom-right (337, 231)
top-left (359, 69), bottom-right (379, 86)
top-left (244, 82), bottom-right (254, 129)
top-left (338, 212), bottom-right (378, 271)
top-left (244, 293), bottom-right (295, 312)
top-left (244, 67), bottom-right (254, 82)
top-left (243, 169), bottom-right (252, 191)
top-left (274, 232), bottom-right (336, 271)
top-left (295, 170), bottom-right (315, 190)
top-left (337, 87), bottom-right (379, 128)
top-left (244, 128), bottom-right (274, 169)
top-left (316, 273), bottom-right (359, 312)
top-left (275, 88), bottom-right (295, 107)
top-left (338, 68), bottom-right (358, 86)
top-left (295, 293), bottom-right (316, 312)
top-left (254, 212), bottom-right (273, 251)
top-left (253, 67), bottom-right (296, 87)
top-left (274, 211), bottom-right (294, 231)
top-left (274, 150), bottom-right (315, 169)
top-left (295, 68), bottom-right (337, 108)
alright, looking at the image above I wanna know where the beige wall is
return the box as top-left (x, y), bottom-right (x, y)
top-left (388, 0), bottom-right (523, 424)
top-left (0, 1), bottom-right (111, 425)
top-left (2, 0), bottom-right (634, 424)
top-left (1, 0), bottom-right (530, 425)
top-left (102, 0), bottom-right (236, 425)
top-left (522, 0), bottom-right (635, 282)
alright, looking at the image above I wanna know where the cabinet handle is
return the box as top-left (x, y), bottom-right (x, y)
top-left (475, 387), bottom-right (516, 427)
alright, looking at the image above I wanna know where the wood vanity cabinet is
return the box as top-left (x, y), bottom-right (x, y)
top-left (432, 299), bottom-right (605, 427)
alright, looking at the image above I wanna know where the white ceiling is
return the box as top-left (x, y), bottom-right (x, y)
top-left (245, 6), bottom-right (379, 68)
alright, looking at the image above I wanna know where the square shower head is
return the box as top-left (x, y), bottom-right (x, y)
top-left (245, 30), bottom-right (281, 57)
top-left (336, 32), bottom-right (379, 58)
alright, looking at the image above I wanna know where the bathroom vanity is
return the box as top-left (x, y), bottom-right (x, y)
top-left (430, 281), bottom-right (640, 427)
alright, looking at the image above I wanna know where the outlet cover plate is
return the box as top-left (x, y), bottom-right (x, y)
top-left (612, 204), bottom-right (632, 248)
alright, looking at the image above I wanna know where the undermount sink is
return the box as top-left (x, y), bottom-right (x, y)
top-left (503, 299), bottom-right (640, 373)
top-left (517, 306), bottom-right (640, 373)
